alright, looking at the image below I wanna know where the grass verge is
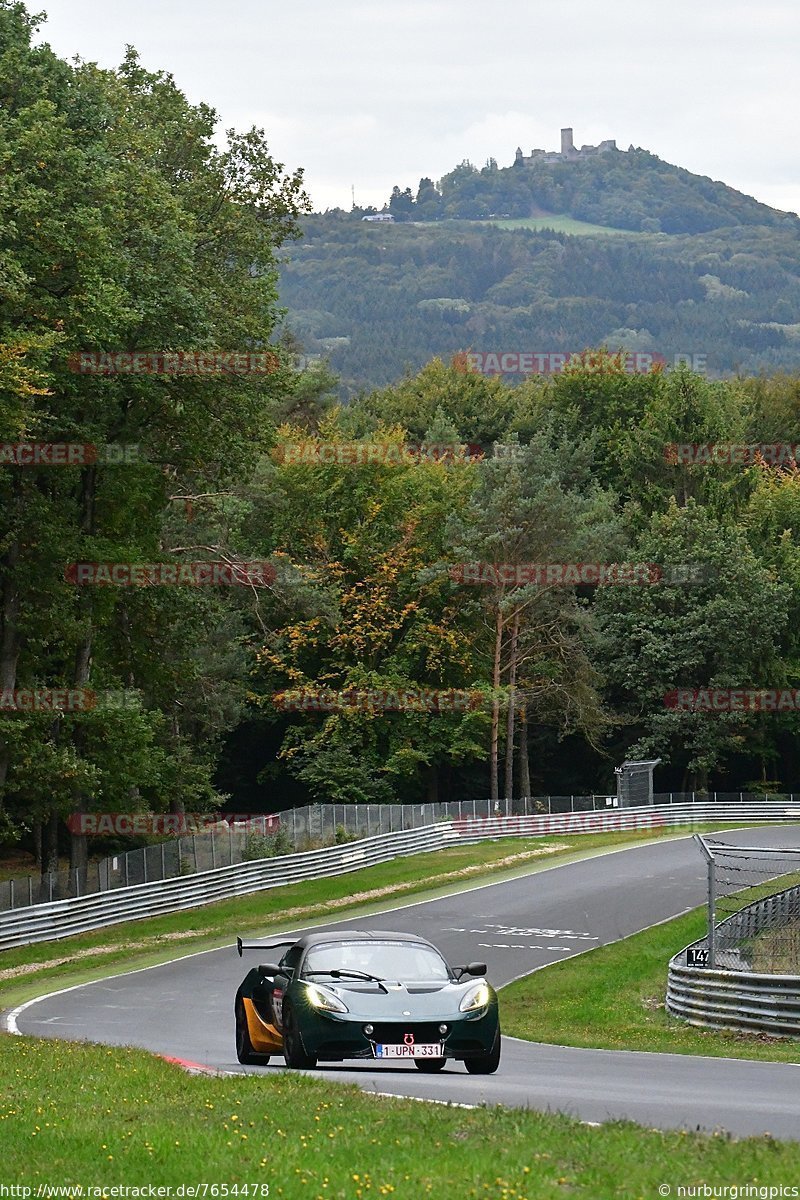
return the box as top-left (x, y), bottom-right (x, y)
top-left (500, 906), bottom-right (800, 1063)
top-left (2, 1033), bottom-right (799, 1195)
top-left (482, 215), bottom-right (634, 236)
top-left (0, 824), bottom-right (753, 1009)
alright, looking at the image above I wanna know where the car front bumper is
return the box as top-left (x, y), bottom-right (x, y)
top-left (297, 1005), bottom-right (500, 1062)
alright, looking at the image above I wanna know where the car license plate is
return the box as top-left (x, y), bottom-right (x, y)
top-left (375, 1043), bottom-right (443, 1058)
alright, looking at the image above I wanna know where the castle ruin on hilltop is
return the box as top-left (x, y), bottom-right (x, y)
top-left (515, 127), bottom-right (618, 166)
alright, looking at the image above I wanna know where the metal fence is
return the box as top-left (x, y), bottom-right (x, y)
top-left (691, 835), bottom-right (800, 971)
top-left (0, 823), bottom-right (456, 951)
top-left (0, 819), bottom-right (277, 913)
top-left (667, 881), bottom-right (800, 1037)
top-left (2, 799), bottom-right (800, 950)
top-left (2, 790), bottom-right (799, 914)
top-left (667, 839), bottom-right (800, 1037)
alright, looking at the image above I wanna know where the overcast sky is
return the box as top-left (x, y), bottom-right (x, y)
top-left (35, 0), bottom-right (800, 216)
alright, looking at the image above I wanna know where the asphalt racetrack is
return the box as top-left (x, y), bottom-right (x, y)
top-left (9, 828), bottom-right (800, 1139)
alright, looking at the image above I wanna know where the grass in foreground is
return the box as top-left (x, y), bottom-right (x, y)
top-left (1, 1033), bottom-right (799, 1196)
top-left (0, 824), bottom-right (749, 1006)
top-left (501, 907), bottom-right (800, 1063)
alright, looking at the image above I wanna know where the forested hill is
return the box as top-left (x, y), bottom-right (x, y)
top-left (278, 214), bottom-right (800, 396)
top-left (381, 148), bottom-right (800, 234)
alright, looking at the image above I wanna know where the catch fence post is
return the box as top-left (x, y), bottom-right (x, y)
top-left (695, 835), bottom-right (716, 969)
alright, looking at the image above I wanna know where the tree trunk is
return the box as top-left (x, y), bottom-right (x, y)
top-left (426, 767), bottom-right (438, 806)
top-left (490, 605), bottom-right (504, 805)
top-left (504, 611), bottom-right (520, 805)
top-left (170, 714), bottom-right (185, 814)
top-left (0, 535), bottom-right (21, 803)
top-left (44, 809), bottom-right (59, 875)
top-left (517, 704), bottom-right (531, 801)
top-left (69, 465), bottom-right (96, 873)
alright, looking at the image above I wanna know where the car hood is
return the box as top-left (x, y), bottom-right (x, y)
top-left (308, 980), bottom-right (485, 1020)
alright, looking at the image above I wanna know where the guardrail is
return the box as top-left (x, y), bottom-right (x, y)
top-left (0, 823), bottom-right (456, 952)
top-left (667, 960), bottom-right (800, 1037)
top-left (5, 791), bottom-right (799, 913)
top-left (1, 800), bottom-right (799, 952)
top-left (450, 801), bottom-right (800, 841)
top-left (667, 881), bottom-right (800, 1037)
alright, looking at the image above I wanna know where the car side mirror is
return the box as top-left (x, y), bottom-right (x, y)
top-left (259, 962), bottom-right (282, 976)
top-left (453, 961), bottom-right (487, 979)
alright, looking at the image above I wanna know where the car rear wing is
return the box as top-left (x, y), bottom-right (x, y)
top-left (236, 935), bottom-right (296, 958)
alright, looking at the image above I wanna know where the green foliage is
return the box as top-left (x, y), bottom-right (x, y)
top-left (0, 2), bottom-right (309, 851)
top-left (278, 215), bottom-right (800, 396)
top-left (593, 501), bottom-right (790, 788)
top-left (7, 1), bottom-right (800, 821)
top-left (241, 826), bottom-right (293, 860)
top-left (401, 147), bottom-right (799, 234)
top-left (334, 823), bottom-right (358, 844)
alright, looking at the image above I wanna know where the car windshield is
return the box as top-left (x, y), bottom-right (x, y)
top-left (302, 940), bottom-right (450, 982)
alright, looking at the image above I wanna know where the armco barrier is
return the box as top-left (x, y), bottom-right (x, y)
top-left (5, 790), bottom-right (798, 913)
top-left (1, 801), bottom-right (799, 951)
top-left (450, 801), bottom-right (797, 841)
top-left (0, 823), bottom-right (455, 952)
top-left (667, 963), bottom-right (800, 1037)
top-left (667, 880), bottom-right (800, 1037)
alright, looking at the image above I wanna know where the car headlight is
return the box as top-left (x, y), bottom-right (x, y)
top-left (459, 981), bottom-right (490, 1012)
top-left (304, 983), bottom-right (349, 1013)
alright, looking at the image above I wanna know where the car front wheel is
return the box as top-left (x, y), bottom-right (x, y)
top-left (282, 1002), bottom-right (318, 1070)
top-left (414, 1056), bottom-right (447, 1073)
top-left (465, 1029), bottom-right (501, 1075)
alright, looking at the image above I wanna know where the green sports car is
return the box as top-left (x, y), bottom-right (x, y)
top-left (234, 929), bottom-right (501, 1073)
